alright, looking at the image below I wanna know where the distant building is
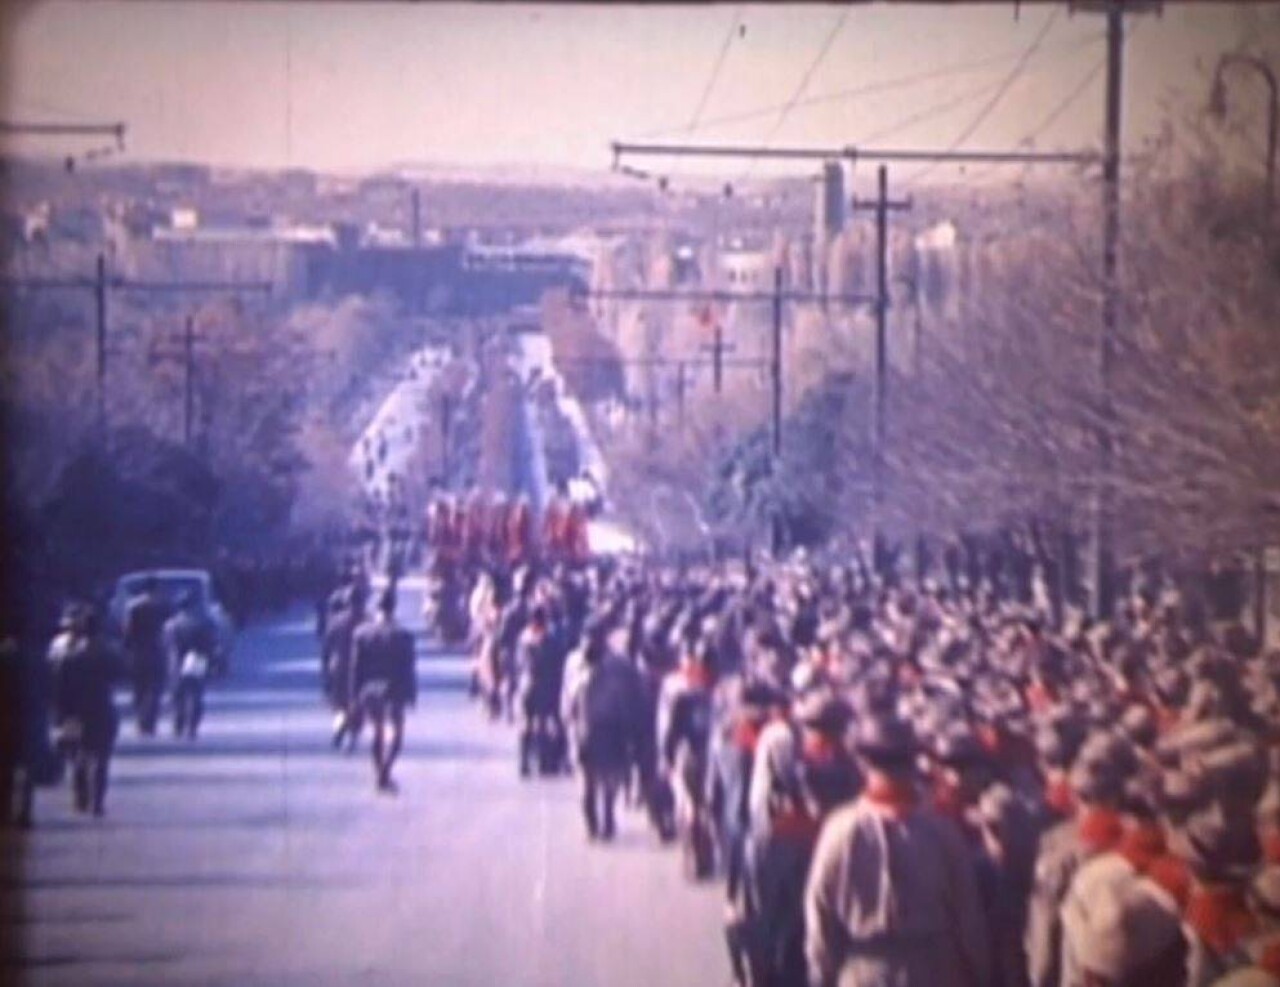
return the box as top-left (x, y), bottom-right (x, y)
top-left (913, 220), bottom-right (960, 322)
top-left (719, 247), bottom-right (772, 289)
top-left (812, 161), bottom-right (846, 298)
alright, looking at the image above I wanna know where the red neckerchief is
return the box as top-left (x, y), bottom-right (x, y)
top-left (974, 723), bottom-right (1001, 757)
top-left (1026, 681), bottom-right (1056, 713)
top-left (733, 720), bottom-right (761, 754)
top-left (1045, 772), bottom-right (1076, 818)
top-left (772, 808), bottom-right (821, 842)
top-left (1185, 885), bottom-right (1259, 956)
top-left (682, 662), bottom-right (710, 690)
top-left (931, 773), bottom-right (966, 821)
top-left (863, 776), bottom-right (918, 819)
top-left (1145, 854), bottom-right (1191, 910)
top-left (1260, 939), bottom-right (1280, 979)
top-left (1263, 827), bottom-right (1280, 866)
top-left (1118, 820), bottom-right (1166, 871)
top-left (1155, 705), bottom-right (1182, 736)
top-left (802, 732), bottom-right (838, 765)
top-left (1077, 806), bottom-right (1125, 855)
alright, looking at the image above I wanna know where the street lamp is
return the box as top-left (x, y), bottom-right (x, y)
top-left (1209, 52), bottom-right (1278, 220)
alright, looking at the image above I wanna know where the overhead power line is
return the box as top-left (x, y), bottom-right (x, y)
top-left (1029, 56), bottom-right (1107, 143)
top-left (758, 4), bottom-right (853, 151)
top-left (637, 32), bottom-right (1103, 142)
top-left (908, 6), bottom-right (1060, 184)
top-left (858, 77), bottom-right (1012, 146)
top-left (686, 5), bottom-right (745, 134)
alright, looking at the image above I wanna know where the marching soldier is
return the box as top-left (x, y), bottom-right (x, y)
top-left (515, 606), bottom-right (568, 777)
top-left (804, 715), bottom-right (990, 987)
top-left (323, 588), bottom-right (366, 751)
top-left (123, 576), bottom-right (171, 736)
top-left (565, 623), bottom-right (643, 842)
top-left (49, 603), bottom-right (123, 818)
top-left (164, 591), bottom-right (220, 741)
top-left (350, 588), bottom-right (417, 793)
top-left (0, 627), bottom-right (41, 829)
top-left (508, 497), bottom-right (533, 569)
top-left (657, 642), bottom-right (716, 878)
top-left (1026, 731), bottom-right (1136, 987)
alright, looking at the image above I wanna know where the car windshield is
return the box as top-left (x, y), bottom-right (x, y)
top-left (122, 575), bottom-right (207, 608)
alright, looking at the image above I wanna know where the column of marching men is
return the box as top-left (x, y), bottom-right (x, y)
top-left (8, 529), bottom-right (1280, 987)
top-left (442, 550), bottom-right (1280, 987)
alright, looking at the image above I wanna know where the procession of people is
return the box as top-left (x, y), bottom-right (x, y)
top-left (6, 490), bottom-right (1280, 987)
top-left (454, 534), bottom-right (1280, 987)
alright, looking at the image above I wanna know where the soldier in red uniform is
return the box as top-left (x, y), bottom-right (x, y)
top-left (464, 492), bottom-right (488, 568)
top-left (566, 502), bottom-right (591, 568)
top-left (487, 494), bottom-right (509, 567)
top-left (541, 497), bottom-right (565, 566)
top-left (508, 498), bottom-right (533, 568)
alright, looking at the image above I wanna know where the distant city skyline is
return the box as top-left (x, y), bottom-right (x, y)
top-left (1, 2), bottom-right (1273, 185)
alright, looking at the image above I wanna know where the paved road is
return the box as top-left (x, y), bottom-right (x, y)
top-left (2, 581), bottom-right (725, 987)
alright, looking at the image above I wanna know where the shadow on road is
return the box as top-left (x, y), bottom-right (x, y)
top-left (112, 738), bottom-right (505, 762)
top-left (1, 873), bottom-right (359, 892)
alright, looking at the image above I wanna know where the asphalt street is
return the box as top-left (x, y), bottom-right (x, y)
top-left (1, 579), bottom-right (726, 987)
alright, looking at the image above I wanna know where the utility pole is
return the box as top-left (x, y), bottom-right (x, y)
top-left (1072, 0), bottom-right (1157, 617)
top-left (576, 281), bottom-right (873, 555)
top-left (675, 360), bottom-right (687, 424)
top-left (411, 187), bottom-right (423, 249)
top-left (854, 167), bottom-right (912, 550)
top-left (771, 266), bottom-right (784, 459)
top-left (701, 322), bottom-right (737, 394)
top-left (440, 392), bottom-right (453, 487)
top-left (1091, 2), bottom-right (1124, 621)
top-left (148, 314), bottom-right (199, 447)
top-left (3, 259), bottom-right (271, 438)
top-left (184, 315), bottom-right (196, 446)
top-left (577, 283), bottom-right (874, 456)
top-left (95, 253), bottom-right (108, 432)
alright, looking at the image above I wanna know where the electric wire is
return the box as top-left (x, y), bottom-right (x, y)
top-left (686, 6), bottom-right (746, 135)
top-left (906, 6), bottom-right (1061, 185)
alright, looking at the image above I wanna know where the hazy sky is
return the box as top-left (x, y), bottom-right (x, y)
top-left (1, 2), bottom-right (1273, 183)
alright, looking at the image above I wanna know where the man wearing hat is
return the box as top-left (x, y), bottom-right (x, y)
top-left (1175, 804), bottom-right (1264, 987)
top-left (707, 679), bottom-right (778, 987)
top-left (804, 714), bottom-right (989, 987)
top-left (164, 590), bottom-right (219, 741)
top-left (49, 604), bottom-right (123, 817)
top-left (350, 587), bottom-right (416, 793)
top-left (1026, 731), bottom-right (1135, 987)
top-left (1060, 853), bottom-right (1187, 987)
top-left (927, 725), bottom-right (991, 846)
top-left (747, 688), bottom-right (857, 987)
top-left (657, 640), bottom-right (716, 871)
top-left (975, 783), bottom-right (1038, 987)
top-left (564, 620), bottom-right (643, 842)
top-left (1208, 867), bottom-right (1280, 986)
top-left (122, 575), bottom-right (171, 736)
top-left (322, 586), bottom-right (365, 751)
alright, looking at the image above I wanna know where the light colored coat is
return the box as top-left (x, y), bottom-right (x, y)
top-left (804, 795), bottom-right (990, 987)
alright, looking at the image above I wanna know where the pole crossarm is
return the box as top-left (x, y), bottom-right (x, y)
top-left (576, 287), bottom-right (876, 307)
top-left (611, 140), bottom-right (1100, 167)
top-left (2, 277), bottom-right (274, 295)
top-left (0, 276), bottom-right (92, 291)
top-left (114, 279), bottom-right (274, 295)
top-left (0, 121), bottom-right (126, 141)
top-left (553, 355), bottom-right (768, 369)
